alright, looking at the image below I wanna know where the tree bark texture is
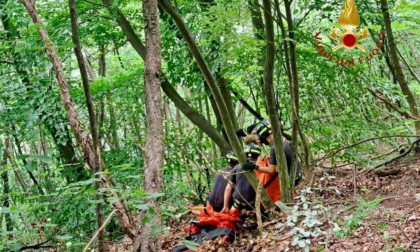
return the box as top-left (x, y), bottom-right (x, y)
top-left (101, 0), bottom-right (231, 155)
top-left (380, 0), bottom-right (420, 134)
top-left (133, 0), bottom-right (163, 251)
top-left (20, 0), bottom-right (136, 239)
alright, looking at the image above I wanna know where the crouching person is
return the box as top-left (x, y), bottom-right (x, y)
top-left (221, 144), bottom-right (263, 213)
top-left (208, 151), bottom-right (239, 212)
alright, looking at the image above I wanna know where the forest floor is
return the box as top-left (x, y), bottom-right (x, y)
top-left (111, 155), bottom-right (420, 252)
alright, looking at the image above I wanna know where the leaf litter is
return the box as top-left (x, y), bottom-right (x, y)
top-left (107, 156), bottom-right (420, 251)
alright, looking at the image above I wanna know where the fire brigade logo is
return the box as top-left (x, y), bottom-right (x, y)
top-left (314, 0), bottom-right (385, 66)
top-left (329, 0), bottom-right (369, 51)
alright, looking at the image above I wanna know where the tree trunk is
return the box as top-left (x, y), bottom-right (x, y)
top-left (6, 139), bottom-right (27, 192)
top-left (247, 0), bottom-right (265, 41)
top-left (380, 0), bottom-right (420, 134)
top-left (158, 0), bottom-right (274, 208)
top-left (108, 98), bottom-right (121, 149)
top-left (283, 0), bottom-right (309, 184)
top-left (101, 0), bottom-right (231, 155)
top-left (1, 142), bottom-right (13, 237)
top-left (20, 0), bottom-right (136, 239)
top-left (0, 0), bottom-right (85, 182)
top-left (261, 0), bottom-right (292, 203)
top-left (133, 0), bottom-right (163, 251)
top-left (68, 0), bottom-right (106, 249)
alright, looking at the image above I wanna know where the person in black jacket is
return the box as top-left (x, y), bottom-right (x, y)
top-left (208, 151), bottom-right (239, 212)
top-left (221, 144), bottom-right (263, 212)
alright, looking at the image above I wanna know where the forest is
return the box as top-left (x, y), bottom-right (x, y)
top-left (0, 0), bottom-right (419, 251)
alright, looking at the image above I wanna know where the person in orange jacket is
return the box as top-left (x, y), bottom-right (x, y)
top-left (244, 119), bottom-right (302, 191)
top-left (221, 143), bottom-right (282, 213)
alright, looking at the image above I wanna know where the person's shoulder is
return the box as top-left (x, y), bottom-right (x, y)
top-left (233, 164), bottom-right (243, 172)
top-left (284, 140), bottom-right (292, 149)
top-left (222, 166), bottom-right (233, 171)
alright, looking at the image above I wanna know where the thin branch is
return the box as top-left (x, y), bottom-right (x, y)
top-left (397, 47), bottom-right (420, 84)
top-left (0, 59), bottom-right (15, 65)
top-left (231, 90), bottom-right (263, 120)
top-left (369, 138), bottom-right (420, 170)
top-left (83, 209), bottom-right (116, 252)
top-left (19, 220), bottom-right (95, 251)
top-left (366, 88), bottom-right (419, 120)
top-left (19, 244), bottom-right (54, 251)
top-left (80, 0), bottom-right (105, 7)
top-left (295, 8), bottom-right (312, 28)
top-left (316, 135), bottom-right (420, 162)
top-left (303, 111), bottom-right (352, 125)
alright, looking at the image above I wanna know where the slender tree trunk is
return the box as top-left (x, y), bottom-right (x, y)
top-left (133, 0), bottom-right (163, 251)
top-left (217, 74), bottom-right (238, 130)
top-left (247, 0), bottom-right (266, 112)
top-left (1, 142), bottom-right (13, 237)
top-left (85, 49), bottom-right (97, 80)
top-left (176, 105), bottom-right (183, 135)
top-left (68, 0), bottom-right (105, 249)
top-left (163, 100), bottom-right (171, 137)
top-left (6, 139), bottom-right (26, 192)
top-left (284, 0), bottom-right (309, 178)
top-left (20, 0), bottom-right (136, 239)
top-left (247, 0), bottom-right (265, 41)
top-left (380, 0), bottom-right (420, 134)
top-left (97, 45), bottom-right (106, 146)
top-left (261, 0), bottom-right (292, 203)
top-left (101, 0), bottom-right (231, 155)
top-left (108, 98), bottom-right (121, 149)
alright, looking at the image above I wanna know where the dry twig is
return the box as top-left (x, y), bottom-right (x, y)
top-left (83, 209), bottom-right (117, 252)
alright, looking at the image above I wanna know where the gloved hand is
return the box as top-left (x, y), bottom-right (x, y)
top-left (242, 162), bottom-right (259, 171)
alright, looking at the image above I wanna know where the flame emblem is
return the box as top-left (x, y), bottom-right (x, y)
top-left (330, 0), bottom-right (369, 51)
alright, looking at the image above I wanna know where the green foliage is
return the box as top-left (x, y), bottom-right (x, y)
top-left (1, 0), bottom-right (419, 249)
top-left (334, 197), bottom-right (382, 238)
top-left (281, 188), bottom-right (326, 252)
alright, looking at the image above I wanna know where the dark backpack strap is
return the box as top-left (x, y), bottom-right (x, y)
top-left (263, 172), bottom-right (278, 189)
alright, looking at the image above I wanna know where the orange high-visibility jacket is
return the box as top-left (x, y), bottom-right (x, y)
top-left (254, 156), bottom-right (281, 202)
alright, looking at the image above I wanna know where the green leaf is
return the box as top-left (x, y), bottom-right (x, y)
top-left (35, 155), bottom-right (52, 162)
top-left (141, 216), bottom-right (152, 225)
top-left (297, 239), bottom-right (307, 248)
top-left (136, 204), bottom-right (149, 211)
top-left (151, 225), bottom-right (162, 236)
top-left (1, 207), bottom-right (11, 214)
top-left (56, 235), bottom-right (73, 240)
top-left (16, 155), bottom-right (29, 160)
top-left (146, 192), bottom-right (165, 199)
top-left (184, 240), bottom-right (200, 251)
top-left (25, 161), bottom-right (37, 172)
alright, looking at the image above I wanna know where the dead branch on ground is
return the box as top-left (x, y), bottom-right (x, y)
top-left (365, 138), bottom-right (420, 173)
top-left (316, 135), bottom-right (419, 163)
